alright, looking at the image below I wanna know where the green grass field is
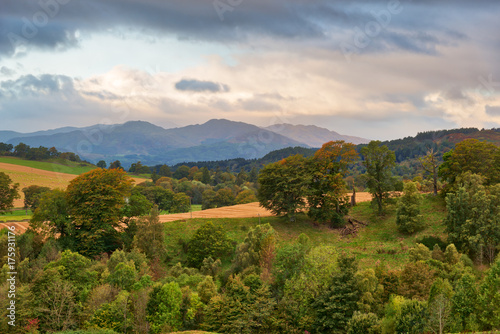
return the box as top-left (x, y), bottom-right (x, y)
top-left (0, 156), bottom-right (97, 175)
top-left (163, 194), bottom-right (448, 270)
top-left (0, 209), bottom-right (33, 222)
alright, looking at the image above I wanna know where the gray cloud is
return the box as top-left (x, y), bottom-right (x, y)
top-left (485, 105), bottom-right (500, 116)
top-left (175, 79), bottom-right (229, 93)
top-left (1, 0), bottom-right (498, 58)
top-left (0, 66), bottom-right (16, 76)
top-left (0, 74), bottom-right (75, 97)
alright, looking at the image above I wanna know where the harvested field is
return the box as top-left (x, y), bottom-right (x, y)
top-left (159, 202), bottom-right (274, 222)
top-left (0, 162), bottom-right (145, 208)
top-left (1, 179), bottom-right (373, 233)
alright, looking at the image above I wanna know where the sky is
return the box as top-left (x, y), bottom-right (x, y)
top-left (0, 0), bottom-right (499, 140)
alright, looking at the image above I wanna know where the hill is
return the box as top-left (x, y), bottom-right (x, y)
top-left (265, 123), bottom-right (369, 146)
top-left (373, 128), bottom-right (500, 162)
top-left (3, 119), bottom-right (366, 167)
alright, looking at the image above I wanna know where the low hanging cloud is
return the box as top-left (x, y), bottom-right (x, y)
top-left (175, 79), bottom-right (230, 93)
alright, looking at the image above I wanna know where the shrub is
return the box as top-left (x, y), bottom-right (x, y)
top-left (396, 181), bottom-right (424, 234)
top-left (187, 222), bottom-right (234, 268)
top-left (347, 312), bottom-right (381, 334)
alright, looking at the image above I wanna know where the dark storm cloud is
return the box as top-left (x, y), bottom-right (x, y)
top-left (175, 79), bottom-right (229, 93)
top-left (1, 0), bottom-right (498, 58)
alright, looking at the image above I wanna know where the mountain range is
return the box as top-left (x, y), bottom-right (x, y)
top-left (0, 119), bottom-right (369, 166)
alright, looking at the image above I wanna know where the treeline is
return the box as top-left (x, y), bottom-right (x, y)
top-left (0, 142), bottom-right (82, 162)
top-left (168, 146), bottom-right (317, 172)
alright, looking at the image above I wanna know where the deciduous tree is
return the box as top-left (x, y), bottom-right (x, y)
top-left (258, 154), bottom-right (307, 221)
top-left (65, 168), bottom-right (133, 256)
top-left (360, 141), bottom-right (396, 214)
top-left (307, 140), bottom-right (358, 226)
top-left (0, 172), bottom-right (19, 213)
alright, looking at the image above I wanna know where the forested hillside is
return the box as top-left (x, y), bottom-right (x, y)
top-left (0, 129), bottom-right (498, 334)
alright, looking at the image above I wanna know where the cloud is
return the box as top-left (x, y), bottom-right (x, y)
top-left (0, 66), bottom-right (16, 76)
top-left (0, 74), bottom-right (75, 97)
top-left (175, 79), bottom-right (229, 93)
top-left (1, 0), bottom-right (498, 58)
top-left (486, 105), bottom-right (500, 116)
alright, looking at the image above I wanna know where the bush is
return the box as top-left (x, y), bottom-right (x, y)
top-left (187, 222), bottom-right (234, 268)
top-left (347, 312), bottom-right (381, 334)
top-left (416, 235), bottom-right (447, 250)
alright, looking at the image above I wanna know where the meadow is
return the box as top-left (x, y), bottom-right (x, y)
top-left (162, 194), bottom-right (447, 270)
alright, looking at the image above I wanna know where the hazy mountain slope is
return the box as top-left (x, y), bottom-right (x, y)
top-left (265, 123), bottom-right (369, 146)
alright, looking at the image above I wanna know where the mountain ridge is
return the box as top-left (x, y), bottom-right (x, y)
top-left (2, 119), bottom-right (369, 166)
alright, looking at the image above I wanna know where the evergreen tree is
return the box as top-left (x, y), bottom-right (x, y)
top-left (313, 253), bottom-right (361, 333)
top-left (396, 181), bottom-right (424, 234)
top-left (201, 167), bottom-right (211, 184)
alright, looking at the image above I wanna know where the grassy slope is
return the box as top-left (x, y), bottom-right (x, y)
top-left (163, 194), bottom-right (447, 270)
top-left (0, 156), bottom-right (97, 175)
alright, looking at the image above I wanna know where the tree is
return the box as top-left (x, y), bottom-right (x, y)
top-left (396, 181), bottom-right (424, 234)
top-left (347, 312), bottom-right (381, 334)
top-left (451, 273), bottom-right (478, 331)
top-left (173, 165), bottom-right (190, 179)
top-left (147, 282), bottom-right (183, 333)
top-left (133, 205), bottom-right (167, 260)
top-left (202, 189), bottom-right (217, 210)
top-left (360, 141), bottom-right (396, 214)
top-left (477, 256), bottom-right (500, 330)
top-left (129, 161), bottom-right (151, 175)
top-left (307, 141), bottom-right (358, 226)
top-left (22, 185), bottom-right (50, 213)
top-left (395, 299), bottom-right (428, 334)
top-left (159, 164), bottom-right (172, 177)
top-left (0, 172), bottom-right (19, 213)
top-left (258, 154), bottom-right (308, 221)
top-left (444, 173), bottom-right (500, 263)
top-left (108, 160), bottom-right (123, 170)
top-left (312, 253), bottom-right (361, 333)
top-left (427, 278), bottom-right (454, 334)
top-left (399, 261), bottom-right (436, 300)
top-left (235, 189), bottom-right (257, 204)
top-left (96, 160), bottom-right (107, 168)
top-left (439, 138), bottom-right (499, 189)
top-left (65, 168), bottom-right (133, 256)
top-left (187, 222), bottom-right (234, 268)
top-left (201, 167), bottom-right (211, 184)
top-left (30, 189), bottom-right (72, 242)
top-left (170, 192), bottom-right (191, 213)
top-left (233, 224), bottom-right (277, 274)
top-left (419, 148), bottom-right (440, 195)
top-left (214, 188), bottom-right (235, 207)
